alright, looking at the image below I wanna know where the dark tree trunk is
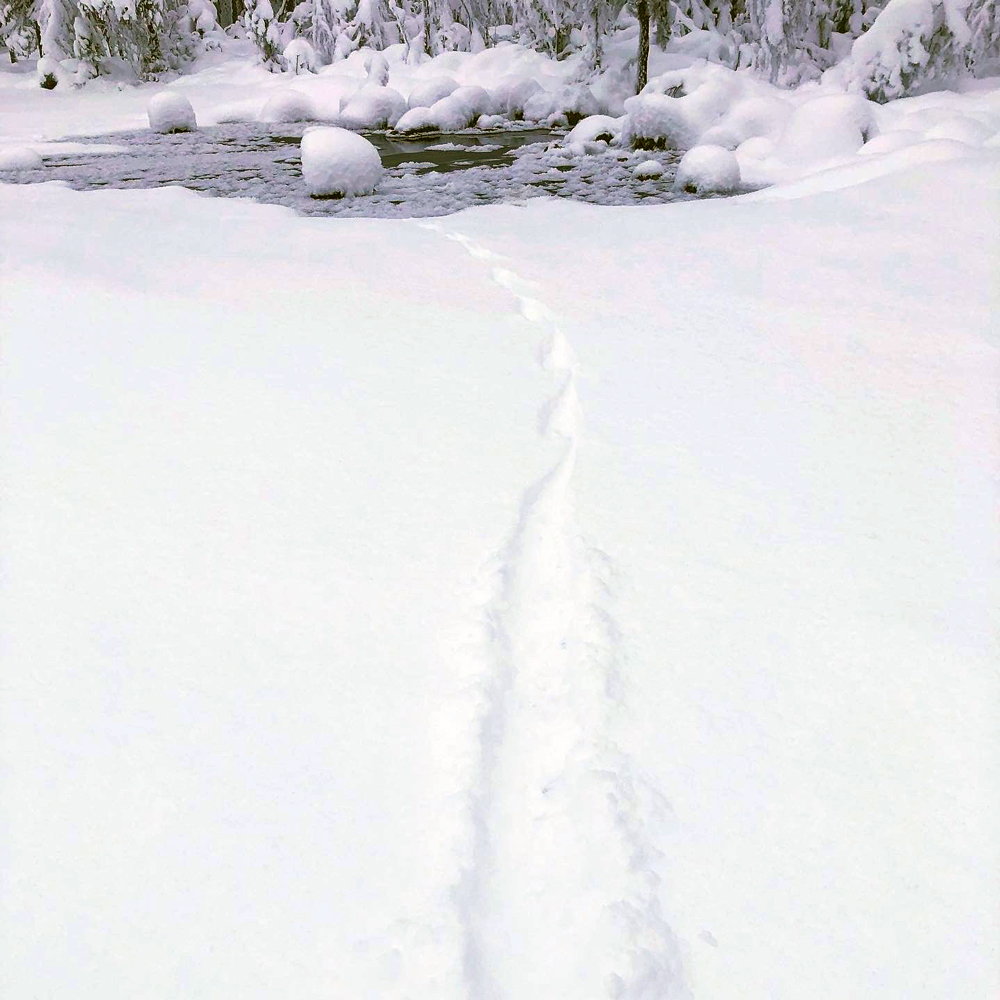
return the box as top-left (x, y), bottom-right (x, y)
top-left (422, 0), bottom-right (432, 54)
top-left (636, 0), bottom-right (650, 93)
top-left (217, 0), bottom-right (233, 27)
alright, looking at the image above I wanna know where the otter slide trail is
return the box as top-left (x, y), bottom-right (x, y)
top-left (413, 225), bottom-right (688, 1000)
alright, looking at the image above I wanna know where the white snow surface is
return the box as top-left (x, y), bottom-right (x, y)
top-left (299, 126), bottom-right (382, 196)
top-left (147, 90), bottom-right (197, 133)
top-left (1, 42), bottom-right (1000, 1000)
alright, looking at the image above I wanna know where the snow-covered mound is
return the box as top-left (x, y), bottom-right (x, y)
top-left (0, 146), bottom-right (43, 169)
top-left (394, 85), bottom-right (494, 133)
top-left (675, 144), bottom-right (741, 194)
top-left (522, 83), bottom-right (601, 125)
top-left (924, 116), bottom-right (994, 145)
top-left (621, 94), bottom-right (699, 151)
top-left (565, 114), bottom-right (623, 154)
top-left (406, 76), bottom-right (459, 110)
top-left (493, 77), bottom-right (543, 120)
top-left (300, 126), bottom-right (382, 197)
top-left (339, 84), bottom-right (407, 130)
top-left (148, 92), bottom-right (197, 134)
top-left (699, 96), bottom-right (791, 150)
top-left (634, 159), bottom-right (665, 179)
top-left (777, 93), bottom-right (879, 165)
top-left (258, 89), bottom-right (315, 123)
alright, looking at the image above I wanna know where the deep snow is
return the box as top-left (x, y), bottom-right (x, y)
top-left (2, 41), bottom-right (999, 1000)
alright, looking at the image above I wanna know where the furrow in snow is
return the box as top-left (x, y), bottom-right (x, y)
top-left (422, 223), bottom-right (687, 1000)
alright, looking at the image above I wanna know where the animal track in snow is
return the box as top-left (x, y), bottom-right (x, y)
top-left (420, 221), bottom-right (688, 1000)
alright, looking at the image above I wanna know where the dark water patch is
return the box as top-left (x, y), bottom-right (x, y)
top-left (1, 122), bottom-right (690, 218)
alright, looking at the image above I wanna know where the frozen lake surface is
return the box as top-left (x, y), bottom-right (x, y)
top-left (1, 123), bottom-right (688, 218)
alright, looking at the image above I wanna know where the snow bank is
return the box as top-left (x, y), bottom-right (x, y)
top-left (339, 84), bottom-right (407, 129)
top-left (258, 89), bottom-right (316, 123)
top-left (300, 127), bottom-right (382, 197)
top-left (148, 92), bottom-right (197, 134)
top-left (675, 144), bottom-right (741, 194)
top-left (406, 76), bottom-right (459, 110)
top-left (0, 146), bottom-right (43, 169)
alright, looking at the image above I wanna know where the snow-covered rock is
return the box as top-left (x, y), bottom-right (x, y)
top-left (283, 38), bottom-right (318, 74)
top-left (564, 114), bottom-right (623, 155)
top-left (300, 127), bottom-right (382, 197)
top-left (448, 85), bottom-right (496, 120)
top-left (566, 114), bottom-right (622, 147)
top-left (258, 89), bottom-right (315, 123)
top-left (675, 144), bottom-right (741, 194)
top-left (148, 92), bottom-right (197, 134)
top-left (393, 106), bottom-right (439, 134)
top-left (777, 94), bottom-right (878, 164)
top-left (407, 76), bottom-right (459, 110)
top-left (621, 94), bottom-right (699, 151)
top-left (339, 85), bottom-right (407, 130)
top-left (0, 146), bottom-right (43, 169)
top-left (634, 159), bottom-right (664, 180)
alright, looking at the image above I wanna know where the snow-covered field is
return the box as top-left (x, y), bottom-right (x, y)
top-left (2, 44), bottom-right (999, 1000)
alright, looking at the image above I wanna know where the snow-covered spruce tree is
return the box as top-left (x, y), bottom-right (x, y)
top-left (346, 0), bottom-right (403, 50)
top-left (1, 0), bottom-right (41, 60)
top-left (842, 0), bottom-right (1000, 100)
top-left (244, 0), bottom-right (286, 67)
top-left (37, 0), bottom-right (75, 58)
top-left (70, 0), bottom-right (198, 80)
top-left (510, 0), bottom-right (577, 57)
top-left (289, 0), bottom-right (350, 63)
top-left (579, 0), bottom-right (625, 69)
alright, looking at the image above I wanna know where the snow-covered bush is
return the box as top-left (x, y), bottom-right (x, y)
top-left (838, 0), bottom-right (1000, 100)
top-left (674, 143), bottom-right (741, 193)
top-left (0, 145), bottom-right (43, 168)
top-left (149, 91), bottom-right (197, 131)
top-left (300, 125), bottom-right (383, 195)
top-left (283, 36), bottom-right (318, 71)
top-left (244, 0), bottom-right (286, 69)
top-left (259, 88), bottom-right (316, 121)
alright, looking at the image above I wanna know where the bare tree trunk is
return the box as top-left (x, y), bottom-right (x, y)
top-left (636, 0), bottom-right (650, 93)
top-left (422, 0), bottom-right (432, 54)
top-left (217, 0), bottom-right (233, 27)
